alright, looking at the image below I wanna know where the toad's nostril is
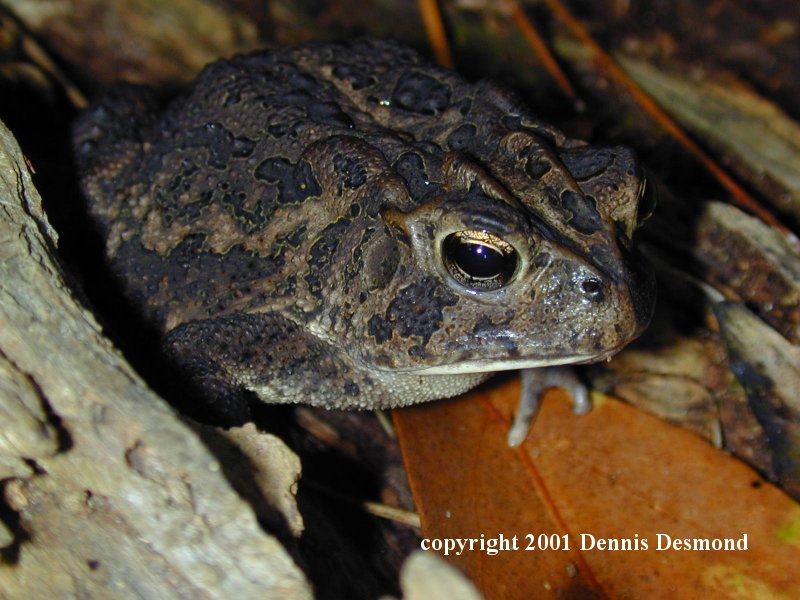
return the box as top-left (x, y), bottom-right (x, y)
top-left (580, 278), bottom-right (605, 301)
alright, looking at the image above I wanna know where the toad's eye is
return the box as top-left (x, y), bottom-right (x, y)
top-left (443, 230), bottom-right (519, 291)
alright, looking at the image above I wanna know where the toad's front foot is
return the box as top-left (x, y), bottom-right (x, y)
top-left (506, 367), bottom-right (591, 447)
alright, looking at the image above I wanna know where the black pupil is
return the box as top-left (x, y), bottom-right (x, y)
top-left (444, 234), bottom-right (516, 283)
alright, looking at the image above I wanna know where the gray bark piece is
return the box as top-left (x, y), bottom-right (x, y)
top-left (0, 119), bottom-right (312, 598)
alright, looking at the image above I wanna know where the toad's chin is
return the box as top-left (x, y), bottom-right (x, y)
top-left (406, 348), bottom-right (620, 376)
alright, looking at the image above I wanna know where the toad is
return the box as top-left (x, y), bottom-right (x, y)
top-left (72, 39), bottom-right (655, 445)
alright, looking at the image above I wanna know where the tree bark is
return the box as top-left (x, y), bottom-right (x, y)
top-left (0, 119), bottom-right (312, 598)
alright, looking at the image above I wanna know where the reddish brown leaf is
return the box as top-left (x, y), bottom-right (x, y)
top-left (395, 378), bottom-right (800, 599)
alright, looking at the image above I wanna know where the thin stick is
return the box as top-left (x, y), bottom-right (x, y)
top-left (417, 0), bottom-right (455, 68)
top-left (510, 1), bottom-right (583, 111)
top-left (541, 0), bottom-right (798, 247)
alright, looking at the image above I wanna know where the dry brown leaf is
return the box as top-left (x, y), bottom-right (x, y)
top-left (395, 378), bottom-right (800, 599)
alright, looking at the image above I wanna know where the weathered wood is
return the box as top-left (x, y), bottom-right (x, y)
top-left (619, 55), bottom-right (800, 223)
top-left (0, 119), bottom-right (312, 598)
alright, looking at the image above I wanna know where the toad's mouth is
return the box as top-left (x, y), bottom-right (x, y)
top-left (408, 347), bottom-right (621, 376)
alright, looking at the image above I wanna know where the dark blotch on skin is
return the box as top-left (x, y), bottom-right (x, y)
top-left (114, 237), bottom-right (282, 326)
top-left (308, 100), bottom-right (354, 129)
top-left (232, 137), bottom-right (256, 157)
top-left (560, 190), bottom-right (603, 234)
top-left (368, 277), bottom-right (458, 347)
top-left (281, 224), bottom-right (307, 249)
top-left (367, 314), bottom-right (392, 343)
top-left (331, 63), bottom-right (377, 90)
top-left (333, 153), bottom-right (369, 190)
top-left (343, 381), bottom-right (360, 396)
top-left (517, 145), bottom-right (553, 180)
top-left (559, 148), bottom-right (615, 181)
top-left (446, 123), bottom-right (477, 151)
top-left (305, 218), bottom-right (351, 297)
top-left (471, 314), bottom-right (496, 335)
top-left (526, 156), bottom-right (553, 179)
top-left (392, 152), bottom-right (442, 199)
top-left (218, 181), bottom-right (271, 233)
top-left (182, 122), bottom-right (255, 170)
top-left (392, 71), bottom-right (451, 115)
top-left (254, 157), bottom-right (322, 204)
